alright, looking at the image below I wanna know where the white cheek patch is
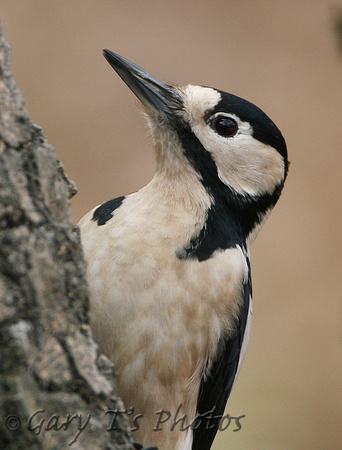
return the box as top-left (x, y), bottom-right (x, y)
top-left (214, 136), bottom-right (285, 196)
top-left (187, 109), bottom-right (285, 196)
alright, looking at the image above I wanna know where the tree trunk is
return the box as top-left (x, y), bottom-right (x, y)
top-left (0, 21), bottom-right (133, 450)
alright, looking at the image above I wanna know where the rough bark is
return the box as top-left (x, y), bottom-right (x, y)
top-left (0, 21), bottom-right (133, 450)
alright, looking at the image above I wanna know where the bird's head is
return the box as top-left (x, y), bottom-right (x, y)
top-left (103, 49), bottom-right (288, 244)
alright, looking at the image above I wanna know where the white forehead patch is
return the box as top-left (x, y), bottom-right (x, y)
top-left (179, 85), bottom-right (221, 123)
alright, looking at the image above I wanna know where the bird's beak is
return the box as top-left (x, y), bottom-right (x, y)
top-left (103, 49), bottom-right (182, 118)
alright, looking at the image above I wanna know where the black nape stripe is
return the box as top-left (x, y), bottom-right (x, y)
top-left (92, 196), bottom-right (125, 225)
top-left (176, 127), bottom-right (284, 261)
top-left (176, 204), bottom-right (244, 262)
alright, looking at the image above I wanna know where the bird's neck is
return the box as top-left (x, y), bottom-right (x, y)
top-left (149, 127), bottom-right (279, 258)
top-left (151, 159), bottom-right (212, 215)
top-left (146, 166), bottom-right (269, 262)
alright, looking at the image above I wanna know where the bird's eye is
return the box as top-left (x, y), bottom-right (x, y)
top-left (212, 116), bottom-right (238, 137)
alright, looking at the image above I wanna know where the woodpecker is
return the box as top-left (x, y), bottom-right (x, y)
top-left (79, 50), bottom-right (288, 450)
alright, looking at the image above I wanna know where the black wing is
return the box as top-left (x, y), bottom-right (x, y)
top-left (192, 256), bottom-right (251, 450)
top-left (92, 195), bottom-right (125, 225)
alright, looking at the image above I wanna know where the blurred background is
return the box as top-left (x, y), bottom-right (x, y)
top-left (1, 1), bottom-right (341, 448)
